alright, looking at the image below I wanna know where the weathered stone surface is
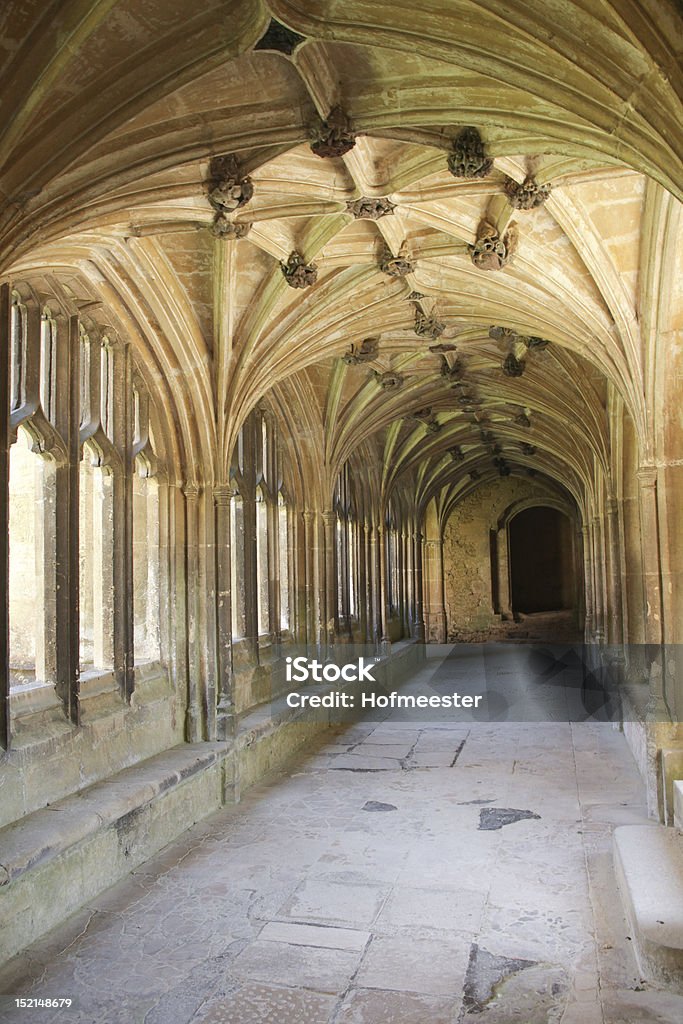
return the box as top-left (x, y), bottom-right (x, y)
top-left (462, 943), bottom-right (537, 1013)
top-left (478, 807), bottom-right (542, 830)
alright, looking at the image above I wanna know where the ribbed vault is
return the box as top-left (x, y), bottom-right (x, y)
top-left (2, 0), bottom-right (682, 534)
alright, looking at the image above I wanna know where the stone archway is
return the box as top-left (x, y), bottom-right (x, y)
top-left (508, 505), bottom-right (577, 615)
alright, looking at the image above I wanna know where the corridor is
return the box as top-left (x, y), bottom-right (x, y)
top-left (1, 650), bottom-right (681, 1024)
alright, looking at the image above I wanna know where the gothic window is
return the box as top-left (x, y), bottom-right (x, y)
top-left (255, 484), bottom-right (270, 635)
top-left (79, 442), bottom-right (115, 670)
top-left (278, 490), bottom-right (290, 632)
top-left (133, 452), bottom-right (160, 663)
top-left (386, 505), bottom-right (399, 614)
top-left (230, 487), bottom-right (246, 639)
top-left (79, 326), bottom-right (89, 429)
top-left (348, 519), bottom-right (357, 618)
top-left (9, 292), bottom-right (26, 414)
top-left (39, 308), bottom-right (57, 423)
top-left (8, 427), bottom-right (50, 687)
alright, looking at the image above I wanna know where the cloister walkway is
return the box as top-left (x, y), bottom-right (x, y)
top-left (1, 648), bottom-right (682, 1024)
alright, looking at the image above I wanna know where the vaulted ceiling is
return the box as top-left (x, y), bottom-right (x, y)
top-left (2, 0), bottom-right (682, 514)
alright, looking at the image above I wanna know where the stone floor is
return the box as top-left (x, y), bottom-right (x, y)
top-left (2, 647), bottom-right (683, 1024)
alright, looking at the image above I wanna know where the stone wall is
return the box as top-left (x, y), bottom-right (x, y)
top-left (442, 477), bottom-right (566, 639)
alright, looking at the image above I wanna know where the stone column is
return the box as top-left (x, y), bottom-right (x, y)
top-left (359, 521), bottom-right (370, 643)
top-left (214, 485), bottom-right (235, 741)
top-left (109, 337), bottom-right (134, 702)
top-left (424, 539), bottom-right (447, 643)
top-left (399, 528), bottom-right (408, 636)
top-left (637, 467), bottom-right (663, 646)
top-left (413, 530), bottom-right (426, 642)
top-left (404, 524), bottom-right (414, 634)
top-left (581, 523), bottom-right (594, 642)
top-left (183, 482), bottom-right (202, 740)
top-left (497, 528), bottom-right (513, 619)
top-left (53, 314), bottom-right (80, 721)
top-left (340, 516), bottom-right (352, 638)
top-left (0, 285), bottom-right (10, 749)
top-left (322, 509), bottom-right (338, 644)
top-left (378, 522), bottom-right (389, 648)
top-left (303, 509), bottom-right (317, 643)
top-left (590, 516), bottom-right (605, 643)
top-left (606, 496), bottom-right (624, 645)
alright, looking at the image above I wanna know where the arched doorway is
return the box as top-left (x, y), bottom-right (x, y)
top-left (509, 506), bottom-right (576, 613)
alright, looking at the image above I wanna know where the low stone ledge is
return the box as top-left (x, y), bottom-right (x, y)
top-left (674, 781), bottom-right (683, 829)
top-left (0, 745), bottom-right (222, 887)
top-left (0, 744), bottom-right (228, 965)
top-left (613, 824), bottom-right (683, 992)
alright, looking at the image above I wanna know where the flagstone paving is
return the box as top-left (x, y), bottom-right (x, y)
top-left (1, 648), bottom-right (682, 1023)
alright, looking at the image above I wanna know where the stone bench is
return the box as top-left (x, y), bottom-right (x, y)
top-left (0, 744), bottom-right (229, 965)
top-left (613, 824), bottom-right (683, 993)
top-left (0, 639), bottom-right (424, 967)
top-left (674, 781), bottom-right (683, 829)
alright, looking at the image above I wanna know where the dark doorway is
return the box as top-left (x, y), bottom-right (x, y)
top-left (509, 506), bottom-right (575, 613)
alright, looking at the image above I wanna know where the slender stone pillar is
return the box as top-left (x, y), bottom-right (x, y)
top-left (404, 524), bottom-right (414, 635)
top-left (0, 285), bottom-right (10, 749)
top-left (214, 485), bottom-right (235, 741)
top-left (109, 338), bottom-right (134, 702)
top-left (399, 529), bottom-right (408, 636)
top-left (637, 467), bottom-right (663, 645)
top-left (322, 509), bottom-right (338, 641)
top-left (590, 516), bottom-right (605, 642)
top-left (497, 528), bottom-right (513, 619)
top-left (302, 510), bottom-right (315, 645)
top-left (378, 522), bottom-right (389, 646)
top-left (413, 530), bottom-right (426, 642)
top-left (53, 314), bottom-right (80, 721)
top-left (183, 483), bottom-right (201, 740)
top-left (359, 522), bottom-right (370, 642)
top-left (606, 497), bottom-right (624, 645)
top-left (581, 523), bottom-right (594, 642)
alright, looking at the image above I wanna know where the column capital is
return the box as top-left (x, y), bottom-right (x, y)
top-left (302, 509), bottom-right (315, 523)
top-left (637, 464), bottom-right (658, 488)
top-left (213, 483), bottom-right (236, 506)
top-left (182, 482), bottom-right (200, 501)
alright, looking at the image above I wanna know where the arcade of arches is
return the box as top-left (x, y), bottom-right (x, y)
top-left (1, 0), bottom-right (683, 1018)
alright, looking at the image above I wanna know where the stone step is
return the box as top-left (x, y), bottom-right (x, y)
top-left (0, 743), bottom-right (229, 966)
top-left (613, 824), bottom-right (683, 993)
